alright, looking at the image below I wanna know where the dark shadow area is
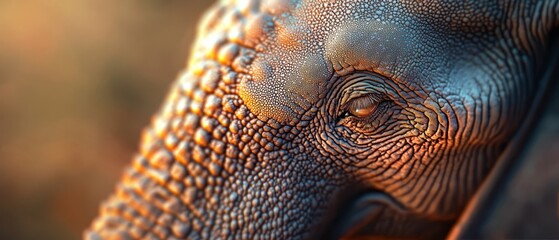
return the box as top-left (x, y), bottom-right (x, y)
top-left (452, 30), bottom-right (559, 239)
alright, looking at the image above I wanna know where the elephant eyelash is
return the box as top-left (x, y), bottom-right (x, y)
top-left (339, 94), bottom-right (383, 119)
top-left (334, 73), bottom-right (393, 125)
top-left (348, 95), bottom-right (381, 117)
top-left (337, 98), bottom-right (394, 132)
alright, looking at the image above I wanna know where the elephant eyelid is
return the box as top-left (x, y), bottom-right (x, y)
top-left (346, 95), bottom-right (381, 118)
top-left (335, 72), bottom-right (393, 124)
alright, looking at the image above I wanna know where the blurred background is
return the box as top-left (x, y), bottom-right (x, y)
top-left (0, 0), bottom-right (214, 239)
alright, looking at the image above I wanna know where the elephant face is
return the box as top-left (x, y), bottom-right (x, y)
top-left (88, 0), bottom-right (558, 239)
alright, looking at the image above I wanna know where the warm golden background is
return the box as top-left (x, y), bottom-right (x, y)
top-left (0, 1), bottom-right (214, 239)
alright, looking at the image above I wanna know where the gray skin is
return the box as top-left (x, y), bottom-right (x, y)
top-left (86, 0), bottom-right (559, 239)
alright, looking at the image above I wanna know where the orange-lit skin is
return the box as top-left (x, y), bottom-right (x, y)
top-left (87, 0), bottom-right (559, 239)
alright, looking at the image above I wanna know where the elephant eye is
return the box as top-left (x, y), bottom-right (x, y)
top-left (346, 95), bottom-right (380, 118)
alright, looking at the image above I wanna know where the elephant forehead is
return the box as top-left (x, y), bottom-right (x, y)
top-left (237, 0), bottom-right (502, 123)
top-left (239, 0), bottom-right (415, 123)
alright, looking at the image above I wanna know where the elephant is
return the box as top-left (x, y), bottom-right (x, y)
top-left (86, 0), bottom-right (559, 239)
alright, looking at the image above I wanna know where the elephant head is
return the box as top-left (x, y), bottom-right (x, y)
top-left (87, 0), bottom-right (559, 239)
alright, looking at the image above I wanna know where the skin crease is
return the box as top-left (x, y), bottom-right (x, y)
top-left (86, 0), bottom-right (559, 239)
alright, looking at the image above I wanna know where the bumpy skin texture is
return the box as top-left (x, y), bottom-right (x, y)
top-left (87, 0), bottom-right (559, 239)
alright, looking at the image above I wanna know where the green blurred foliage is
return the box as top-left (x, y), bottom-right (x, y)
top-left (0, 0), bottom-right (214, 239)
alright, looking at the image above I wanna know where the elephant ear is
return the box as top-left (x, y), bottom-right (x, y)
top-left (449, 32), bottom-right (559, 238)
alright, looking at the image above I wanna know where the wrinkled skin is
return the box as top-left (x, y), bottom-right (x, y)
top-left (86, 0), bottom-right (559, 239)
